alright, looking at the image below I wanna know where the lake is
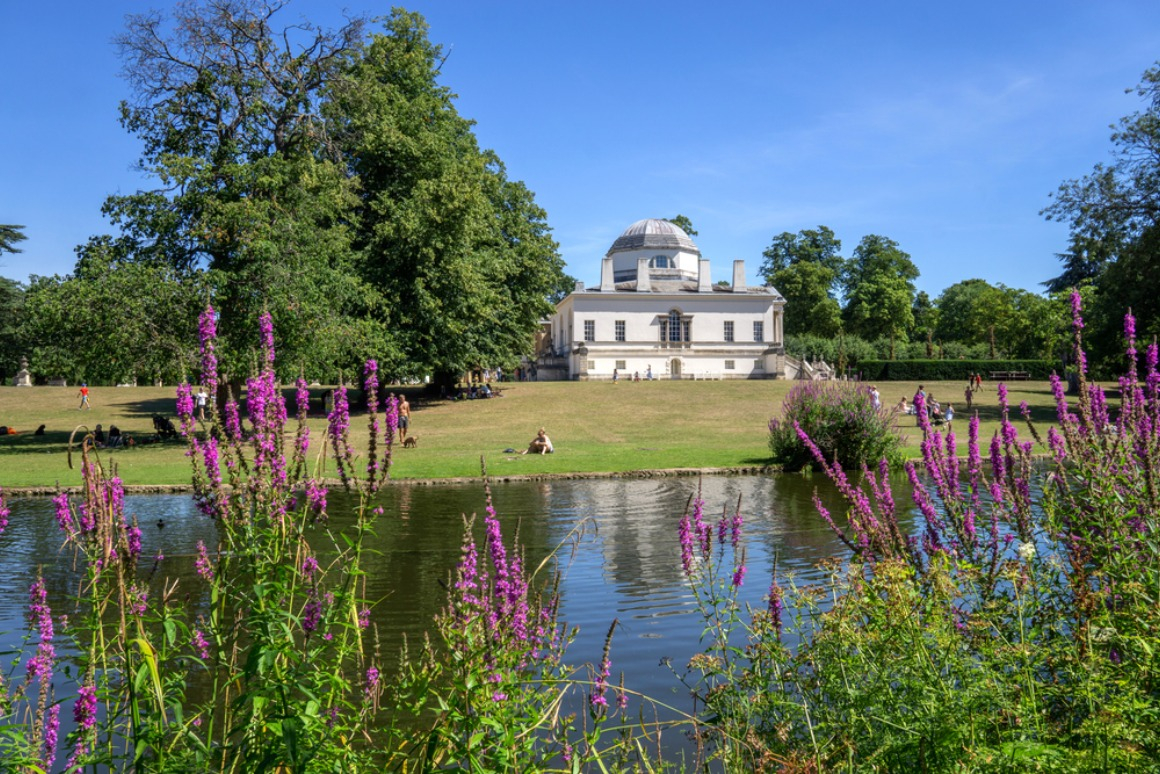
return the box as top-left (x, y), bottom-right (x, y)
top-left (1, 473), bottom-right (911, 750)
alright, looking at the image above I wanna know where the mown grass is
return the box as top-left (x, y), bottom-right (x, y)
top-left (0, 378), bottom-right (1071, 488)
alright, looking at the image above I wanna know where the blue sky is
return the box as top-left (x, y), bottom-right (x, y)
top-left (4, 1), bottom-right (1160, 298)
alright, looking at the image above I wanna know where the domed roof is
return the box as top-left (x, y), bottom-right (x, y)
top-left (607, 218), bottom-right (701, 257)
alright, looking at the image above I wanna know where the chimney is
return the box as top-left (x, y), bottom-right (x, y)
top-left (698, 259), bottom-right (711, 292)
top-left (573, 280), bottom-right (585, 293)
top-left (636, 257), bottom-right (651, 292)
top-left (600, 256), bottom-right (614, 291)
top-left (732, 260), bottom-right (746, 292)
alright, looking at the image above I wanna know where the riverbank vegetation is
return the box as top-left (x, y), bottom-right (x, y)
top-left (0, 375), bottom-right (1061, 489)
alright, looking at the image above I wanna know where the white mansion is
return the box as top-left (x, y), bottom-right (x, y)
top-left (535, 219), bottom-right (797, 381)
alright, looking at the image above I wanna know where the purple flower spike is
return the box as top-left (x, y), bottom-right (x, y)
top-left (74, 684), bottom-right (98, 730)
top-left (259, 311), bottom-right (275, 364)
top-left (199, 306), bottom-right (218, 396)
top-left (1071, 290), bottom-right (1085, 330)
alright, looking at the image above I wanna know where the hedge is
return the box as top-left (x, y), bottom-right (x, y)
top-left (852, 359), bottom-right (1056, 382)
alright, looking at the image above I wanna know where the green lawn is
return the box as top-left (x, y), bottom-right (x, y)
top-left (0, 378), bottom-right (1071, 490)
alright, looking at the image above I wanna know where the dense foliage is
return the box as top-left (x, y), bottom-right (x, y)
top-left (685, 293), bottom-right (1160, 770)
top-left (8, 2), bottom-right (566, 386)
top-left (1044, 61), bottom-right (1160, 371)
top-left (768, 380), bottom-right (903, 472)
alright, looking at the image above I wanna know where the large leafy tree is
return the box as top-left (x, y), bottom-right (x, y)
top-left (101, 2), bottom-right (561, 385)
top-left (770, 261), bottom-right (842, 338)
top-left (20, 237), bottom-right (208, 384)
top-left (333, 11), bottom-right (566, 385)
top-left (106, 0), bottom-right (390, 381)
top-left (758, 226), bottom-right (844, 338)
top-left (0, 277), bottom-right (24, 378)
top-left (1044, 62), bottom-right (1160, 365)
top-left (664, 214), bottom-right (698, 236)
top-left (840, 235), bottom-right (919, 344)
top-left (759, 226), bottom-right (844, 277)
top-left (934, 279), bottom-right (1054, 359)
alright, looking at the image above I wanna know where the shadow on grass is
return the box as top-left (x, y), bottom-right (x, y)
top-left (0, 427), bottom-right (185, 456)
top-left (102, 395), bottom-right (181, 419)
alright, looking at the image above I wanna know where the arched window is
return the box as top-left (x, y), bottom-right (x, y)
top-left (649, 255), bottom-right (672, 269)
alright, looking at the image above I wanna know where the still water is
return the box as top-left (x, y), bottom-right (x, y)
top-left (1, 474), bottom-right (901, 727)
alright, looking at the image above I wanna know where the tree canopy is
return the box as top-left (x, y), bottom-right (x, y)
top-left (0, 225), bottom-right (27, 256)
top-left (1044, 62), bottom-right (1160, 369)
top-left (840, 235), bottom-right (919, 343)
top-left (54, 1), bottom-right (568, 386)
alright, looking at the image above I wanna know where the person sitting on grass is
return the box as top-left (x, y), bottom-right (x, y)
top-left (519, 427), bottom-right (554, 455)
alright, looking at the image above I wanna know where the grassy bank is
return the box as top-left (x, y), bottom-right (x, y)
top-left (0, 379), bottom-right (1065, 489)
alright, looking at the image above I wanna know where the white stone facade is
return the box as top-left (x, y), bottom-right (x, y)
top-left (538, 219), bottom-right (788, 380)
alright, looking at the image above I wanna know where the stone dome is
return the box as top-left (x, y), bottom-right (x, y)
top-left (607, 218), bottom-right (701, 257)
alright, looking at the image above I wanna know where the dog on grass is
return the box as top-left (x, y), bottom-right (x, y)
top-left (403, 436), bottom-right (418, 448)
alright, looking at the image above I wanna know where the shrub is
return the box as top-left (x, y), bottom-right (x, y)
top-left (768, 380), bottom-right (903, 471)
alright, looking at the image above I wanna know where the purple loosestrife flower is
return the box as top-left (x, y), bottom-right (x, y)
top-left (997, 383), bottom-right (1009, 413)
top-left (224, 399), bottom-right (242, 442)
top-left (455, 535), bottom-right (482, 617)
top-left (1071, 290), bottom-right (1085, 329)
top-left (128, 583), bottom-right (148, 616)
top-left (731, 508), bottom-right (743, 550)
top-left (769, 578), bottom-right (784, 639)
top-left (53, 491), bottom-right (73, 534)
top-left (485, 505), bottom-right (511, 622)
top-left (74, 684), bottom-right (97, 730)
top-left (365, 666), bottom-right (380, 697)
top-left (327, 384), bottom-right (353, 487)
top-left (126, 520), bottom-right (142, 559)
top-left (731, 563), bottom-right (747, 588)
top-left (678, 512), bottom-right (695, 576)
top-left (692, 494), bottom-right (711, 559)
top-left (193, 628), bottom-right (210, 659)
top-left (305, 479), bottom-right (328, 521)
top-left (364, 360), bottom-right (382, 489)
top-left (303, 593), bottom-right (322, 635)
top-left (26, 576), bottom-right (55, 680)
top-left (0, 487), bottom-right (9, 535)
top-left (44, 704), bottom-right (59, 769)
top-left (591, 620), bottom-right (616, 709)
top-left (176, 383), bottom-right (195, 436)
top-left (359, 606), bottom-right (371, 629)
top-left (195, 541), bottom-right (214, 581)
top-left (302, 555), bottom-right (320, 581)
top-left (259, 311), bottom-right (275, 365)
top-left (199, 306), bottom-right (218, 396)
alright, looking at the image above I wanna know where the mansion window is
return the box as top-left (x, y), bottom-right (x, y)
top-left (754, 321), bottom-right (764, 342)
top-left (615, 320), bottom-right (626, 341)
top-left (660, 309), bottom-right (690, 342)
top-left (725, 360), bottom-right (736, 370)
top-left (584, 320), bottom-right (595, 342)
top-left (649, 255), bottom-right (673, 269)
top-left (724, 321), bottom-right (734, 342)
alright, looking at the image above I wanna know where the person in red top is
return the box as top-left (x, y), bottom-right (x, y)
top-left (78, 383), bottom-right (91, 410)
